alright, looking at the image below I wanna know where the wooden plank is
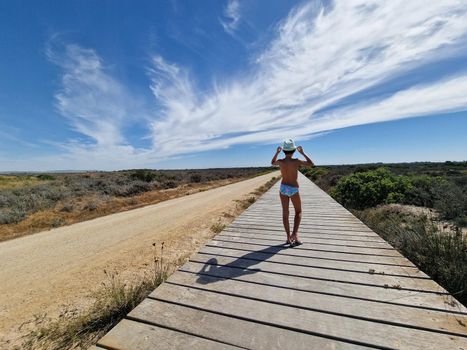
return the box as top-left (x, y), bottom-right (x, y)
top-left (234, 217), bottom-right (368, 226)
top-left (166, 270), bottom-right (467, 337)
top-left (224, 227), bottom-right (386, 241)
top-left (236, 218), bottom-right (369, 226)
top-left (198, 245), bottom-right (426, 278)
top-left (221, 228), bottom-right (389, 244)
top-left (233, 220), bottom-right (374, 231)
top-left (97, 318), bottom-right (241, 350)
top-left (244, 211), bottom-right (356, 216)
top-left (235, 220), bottom-right (366, 227)
top-left (211, 236), bottom-right (403, 257)
top-left (189, 253), bottom-right (446, 293)
top-left (126, 299), bottom-right (365, 350)
top-left (228, 223), bottom-right (375, 234)
top-left (233, 222), bottom-right (372, 231)
top-left (229, 222), bottom-right (375, 233)
top-left (242, 212), bottom-right (357, 218)
top-left (216, 232), bottom-right (396, 250)
top-left (218, 231), bottom-right (392, 247)
top-left (179, 260), bottom-right (464, 313)
top-left (149, 283), bottom-right (467, 349)
top-left (208, 237), bottom-right (415, 266)
top-left (204, 239), bottom-right (416, 267)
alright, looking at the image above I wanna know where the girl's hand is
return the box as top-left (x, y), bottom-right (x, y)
top-left (297, 146), bottom-right (304, 153)
top-left (277, 146), bottom-right (283, 153)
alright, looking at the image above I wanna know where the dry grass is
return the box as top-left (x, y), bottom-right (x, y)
top-left (210, 221), bottom-right (226, 233)
top-left (16, 242), bottom-right (176, 350)
top-left (0, 175), bottom-right (46, 190)
top-left (356, 205), bottom-right (467, 307)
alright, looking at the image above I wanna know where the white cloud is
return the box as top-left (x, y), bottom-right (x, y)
top-left (46, 44), bottom-right (140, 146)
top-left (291, 75), bottom-right (467, 136)
top-left (4, 0), bottom-right (467, 171)
top-left (40, 43), bottom-right (160, 169)
top-left (149, 0), bottom-right (467, 157)
top-left (220, 0), bottom-right (241, 35)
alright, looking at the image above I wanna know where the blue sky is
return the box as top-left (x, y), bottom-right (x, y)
top-left (0, 0), bottom-right (466, 171)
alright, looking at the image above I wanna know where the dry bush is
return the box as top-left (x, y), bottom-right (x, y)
top-left (210, 221), bottom-right (226, 233)
top-left (356, 205), bottom-right (467, 306)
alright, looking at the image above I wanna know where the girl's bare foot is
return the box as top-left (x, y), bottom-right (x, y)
top-left (293, 239), bottom-right (303, 246)
top-left (291, 233), bottom-right (302, 246)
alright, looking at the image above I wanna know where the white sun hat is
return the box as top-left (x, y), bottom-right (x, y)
top-left (282, 138), bottom-right (297, 151)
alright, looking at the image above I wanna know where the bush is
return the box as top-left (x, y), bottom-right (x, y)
top-left (301, 167), bottom-right (330, 181)
top-left (356, 206), bottom-right (467, 306)
top-left (329, 167), bottom-right (467, 226)
top-left (130, 169), bottom-right (157, 183)
top-left (37, 174), bottom-right (55, 181)
top-left (116, 181), bottom-right (153, 197)
top-left (210, 222), bottom-right (226, 233)
top-left (0, 208), bottom-right (26, 224)
top-left (60, 203), bottom-right (74, 213)
top-left (432, 181), bottom-right (466, 221)
top-left (331, 168), bottom-right (409, 209)
top-left (404, 175), bottom-right (444, 207)
top-left (162, 180), bottom-right (177, 189)
top-left (190, 174), bottom-right (202, 183)
top-left (83, 201), bottom-right (100, 211)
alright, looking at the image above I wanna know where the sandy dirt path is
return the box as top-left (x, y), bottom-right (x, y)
top-left (0, 171), bottom-right (280, 345)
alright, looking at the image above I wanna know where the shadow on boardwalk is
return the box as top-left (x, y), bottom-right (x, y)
top-left (196, 243), bottom-right (287, 284)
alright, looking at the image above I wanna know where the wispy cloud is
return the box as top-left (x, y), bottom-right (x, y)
top-left (42, 42), bottom-right (160, 169)
top-left (46, 43), bottom-right (138, 146)
top-left (149, 0), bottom-right (467, 156)
top-left (220, 0), bottom-right (241, 35)
top-left (6, 0), bottom-right (467, 171)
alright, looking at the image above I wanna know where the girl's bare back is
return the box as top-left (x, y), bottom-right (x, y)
top-left (278, 158), bottom-right (300, 187)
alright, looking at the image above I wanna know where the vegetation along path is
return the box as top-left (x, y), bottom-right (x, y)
top-left (0, 171), bottom-right (280, 346)
top-left (93, 172), bottom-right (467, 349)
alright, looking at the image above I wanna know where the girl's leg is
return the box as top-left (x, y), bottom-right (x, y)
top-left (280, 193), bottom-right (291, 243)
top-left (290, 193), bottom-right (302, 244)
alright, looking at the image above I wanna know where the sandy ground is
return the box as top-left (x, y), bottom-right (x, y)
top-left (0, 171), bottom-right (279, 346)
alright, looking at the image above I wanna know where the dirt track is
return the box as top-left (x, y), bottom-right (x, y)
top-left (0, 171), bottom-right (279, 345)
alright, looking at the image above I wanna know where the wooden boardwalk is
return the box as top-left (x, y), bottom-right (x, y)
top-left (92, 173), bottom-right (467, 349)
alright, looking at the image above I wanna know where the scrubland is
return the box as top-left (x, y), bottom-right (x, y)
top-left (0, 168), bottom-right (273, 241)
top-left (301, 161), bottom-right (467, 306)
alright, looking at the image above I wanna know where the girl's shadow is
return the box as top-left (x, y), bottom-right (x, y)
top-left (196, 244), bottom-right (287, 284)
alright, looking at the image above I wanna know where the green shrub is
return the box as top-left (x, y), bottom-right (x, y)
top-left (37, 174), bottom-right (55, 181)
top-left (130, 169), bottom-right (156, 183)
top-left (331, 168), bottom-right (409, 209)
top-left (404, 175), bottom-right (444, 207)
top-left (432, 181), bottom-right (466, 221)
